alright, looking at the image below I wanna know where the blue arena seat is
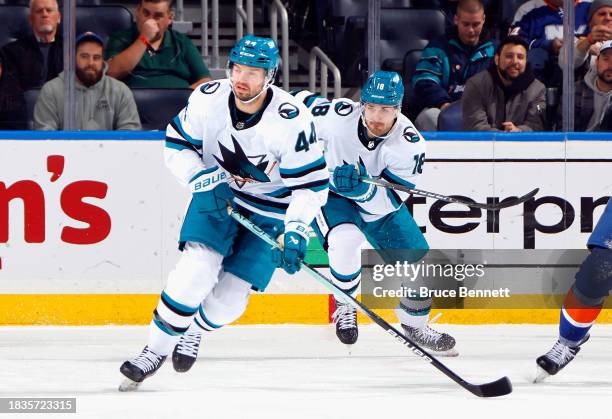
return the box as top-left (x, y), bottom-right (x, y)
top-left (317, 0), bottom-right (368, 85)
top-left (503, 0), bottom-right (529, 25)
top-left (437, 100), bottom-right (464, 132)
top-left (0, 5), bottom-right (29, 48)
top-left (381, 0), bottom-right (413, 7)
top-left (131, 88), bottom-right (192, 131)
top-left (76, 5), bottom-right (133, 45)
top-left (402, 49), bottom-right (423, 84)
top-left (400, 49), bottom-right (423, 120)
top-left (380, 8), bottom-right (445, 75)
top-left (23, 88), bottom-right (41, 130)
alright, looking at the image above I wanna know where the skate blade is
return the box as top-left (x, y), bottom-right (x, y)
top-left (533, 366), bottom-right (550, 383)
top-left (118, 377), bottom-right (142, 392)
top-left (432, 348), bottom-right (459, 357)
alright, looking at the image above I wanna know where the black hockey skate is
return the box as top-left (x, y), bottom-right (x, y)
top-left (402, 324), bottom-right (458, 357)
top-left (119, 346), bottom-right (167, 391)
top-left (172, 329), bottom-right (203, 373)
top-left (332, 299), bottom-right (358, 345)
top-left (534, 335), bottom-right (589, 383)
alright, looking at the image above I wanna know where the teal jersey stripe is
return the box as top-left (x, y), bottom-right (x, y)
top-left (199, 306), bottom-right (222, 329)
top-left (381, 169), bottom-right (415, 189)
top-left (308, 182), bottom-right (329, 192)
top-left (161, 291), bottom-right (198, 315)
top-left (171, 116), bottom-right (202, 146)
top-left (279, 156), bottom-right (326, 176)
top-left (153, 318), bottom-right (182, 336)
top-left (188, 165), bottom-right (220, 182)
top-left (264, 187), bottom-right (292, 198)
top-left (330, 267), bottom-right (361, 282)
top-left (386, 188), bottom-right (403, 209)
top-left (165, 140), bottom-right (190, 151)
top-left (234, 195), bottom-right (288, 214)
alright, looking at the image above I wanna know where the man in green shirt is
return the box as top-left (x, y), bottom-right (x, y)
top-left (105, 0), bottom-right (212, 89)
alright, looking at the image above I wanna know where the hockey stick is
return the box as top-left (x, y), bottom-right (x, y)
top-left (361, 177), bottom-right (539, 210)
top-left (228, 207), bottom-right (513, 398)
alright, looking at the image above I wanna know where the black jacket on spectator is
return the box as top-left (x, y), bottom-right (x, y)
top-left (1, 31), bottom-right (63, 91)
top-left (0, 51), bottom-right (26, 130)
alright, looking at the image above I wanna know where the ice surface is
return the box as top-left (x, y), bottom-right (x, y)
top-left (1, 324), bottom-right (610, 419)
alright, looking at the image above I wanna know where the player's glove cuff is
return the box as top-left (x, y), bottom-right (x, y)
top-left (189, 166), bottom-right (229, 193)
top-left (284, 221), bottom-right (310, 244)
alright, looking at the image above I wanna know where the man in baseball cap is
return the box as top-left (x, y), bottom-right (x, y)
top-left (572, 39), bottom-right (612, 131)
top-left (560, 0), bottom-right (612, 71)
top-left (33, 31), bottom-right (141, 130)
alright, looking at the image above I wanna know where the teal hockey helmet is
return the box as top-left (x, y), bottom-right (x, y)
top-left (360, 70), bottom-right (404, 107)
top-left (229, 35), bottom-right (280, 72)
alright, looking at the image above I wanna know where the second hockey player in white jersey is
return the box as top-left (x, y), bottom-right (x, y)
top-left (293, 71), bottom-right (457, 355)
top-left (118, 35), bottom-right (328, 389)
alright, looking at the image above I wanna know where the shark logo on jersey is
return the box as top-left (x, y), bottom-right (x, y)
top-left (278, 103), bottom-right (300, 119)
top-left (402, 127), bottom-right (420, 143)
top-left (334, 101), bottom-right (353, 116)
top-left (214, 135), bottom-right (272, 187)
top-left (200, 81), bottom-right (221, 94)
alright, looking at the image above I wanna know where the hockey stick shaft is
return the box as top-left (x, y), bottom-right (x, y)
top-left (360, 177), bottom-right (538, 210)
top-left (228, 208), bottom-right (512, 397)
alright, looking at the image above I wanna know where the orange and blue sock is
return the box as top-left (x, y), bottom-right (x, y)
top-left (559, 288), bottom-right (602, 347)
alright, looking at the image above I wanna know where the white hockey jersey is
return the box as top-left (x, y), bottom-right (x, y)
top-left (293, 91), bottom-right (425, 222)
top-left (165, 80), bottom-right (329, 224)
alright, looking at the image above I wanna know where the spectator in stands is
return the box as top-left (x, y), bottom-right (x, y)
top-left (573, 39), bottom-right (612, 131)
top-left (34, 32), bottom-right (141, 131)
top-left (0, 51), bottom-right (26, 130)
top-left (438, 0), bottom-right (493, 31)
top-left (105, 0), bottom-right (212, 89)
top-left (462, 36), bottom-right (546, 132)
top-left (510, 0), bottom-right (591, 84)
top-left (411, 0), bottom-right (495, 131)
top-left (559, 0), bottom-right (612, 72)
top-left (0, 0), bottom-right (63, 91)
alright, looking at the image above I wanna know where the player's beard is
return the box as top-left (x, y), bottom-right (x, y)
top-left (498, 66), bottom-right (523, 82)
top-left (233, 82), bottom-right (264, 102)
top-left (234, 89), bottom-right (257, 102)
top-left (76, 66), bottom-right (103, 87)
top-left (363, 116), bottom-right (395, 138)
top-left (598, 69), bottom-right (612, 85)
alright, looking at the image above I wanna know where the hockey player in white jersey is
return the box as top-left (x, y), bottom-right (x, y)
top-left (293, 71), bottom-right (457, 355)
top-left (118, 35), bottom-right (328, 390)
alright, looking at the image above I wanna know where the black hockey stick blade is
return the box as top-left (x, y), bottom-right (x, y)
top-left (361, 177), bottom-right (539, 211)
top-left (487, 188), bottom-right (539, 210)
top-left (467, 376), bottom-right (513, 398)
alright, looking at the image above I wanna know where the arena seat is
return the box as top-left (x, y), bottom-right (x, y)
top-left (76, 5), bottom-right (133, 44)
top-left (0, 5), bottom-right (29, 48)
top-left (318, 0), bottom-right (368, 85)
top-left (381, 0), bottom-right (413, 7)
top-left (23, 88), bottom-right (41, 130)
top-left (131, 88), bottom-right (192, 131)
top-left (380, 8), bottom-right (445, 76)
top-left (437, 100), bottom-right (464, 132)
top-left (400, 49), bottom-right (423, 120)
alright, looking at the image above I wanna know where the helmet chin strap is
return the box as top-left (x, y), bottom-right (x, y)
top-left (360, 104), bottom-right (400, 140)
top-left (227, 66), bottom-right (276, 105)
